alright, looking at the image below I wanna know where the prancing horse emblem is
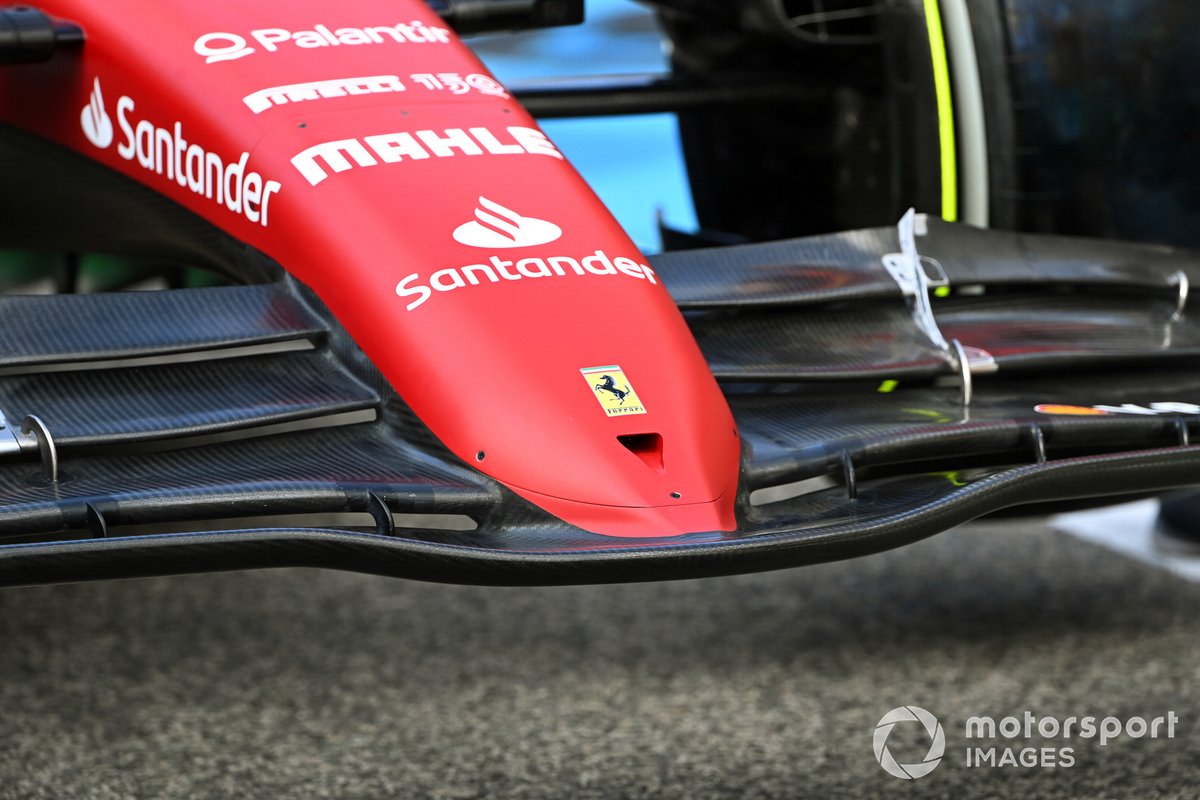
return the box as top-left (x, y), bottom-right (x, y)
top-left (580, 365), bottom-right (646, 416)
top-left (594, 375), bottom-right (631, 404)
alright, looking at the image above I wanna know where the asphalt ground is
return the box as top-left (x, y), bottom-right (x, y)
top-left (1, 515), bottom-right (1196, 799)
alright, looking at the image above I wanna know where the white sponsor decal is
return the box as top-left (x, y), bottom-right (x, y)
top-left (396, 250), bottom-right (658, 312)
top-left (81, 77), bottom-right (281, 227)
top-left (79, 77), bottom-right (114, 148)
top-left (453, 198), bottom-right (561, 249)
top-left (409, 72), bottom-right (508, 97)
top-left (244, 75), bottom-right (406, 114)
top-left (195, 21), bottom-right (451, 64)
top-left (194, 32), bottom-right (256, 64)
top-left (290, 126), bottom-right (562, 186)
top-left (243, 72), bottom-right (507, 114)
top-left (1035, 402), bottom-right (1200, 416)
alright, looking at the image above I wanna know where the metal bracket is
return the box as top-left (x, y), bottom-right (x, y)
top-left (367, 491), bottom-right (395, 536)
top-left (21, 415), bottom-right (58, 483)
top-left (882, 209), bottom-right (950, 350)
top-left (951, 339), bottom-right (973, 408)
top-left (840, 450), bottom-right (858, 500)
top-left (1029, 424), bottom-right (1048, 464)
top-left (84, 503), bottom-right (109, 538)
top-left (884, 210), bottom-right (990, 408)
top-left (1172, 270), bottom-right (1189, 321)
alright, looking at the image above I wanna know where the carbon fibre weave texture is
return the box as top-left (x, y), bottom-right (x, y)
top-left (662, 218), bottom-right (1200, 380)
top-left (0, 284), bottom-right (322, 365)
top-left (652, 215), bottom-right (1197, 308)
top-left (0, 351), bottom-right (377, 445)
top-left (0, 424), bottom-right (493, 537)
top-left (687, 293), bottom-right (1196, 380)
top-left (688, 304), bottom-right (953, 380)
top-left (920, 216), bottom-right (1197, 288)
top-left (651, 227), bottom-right (903, 308)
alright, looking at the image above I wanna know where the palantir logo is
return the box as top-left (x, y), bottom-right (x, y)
top-left (194, 32), bottom-right (255, 64)
top-left (874, 706), bottom-right (945, 780)
top-left (453, 197), bottom-right (562, 249)
top-left (80, 77), bottom-right (113, 149)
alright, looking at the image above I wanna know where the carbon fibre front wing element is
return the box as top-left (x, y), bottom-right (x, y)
top-left (3, 213), bottom-right (1200, 587)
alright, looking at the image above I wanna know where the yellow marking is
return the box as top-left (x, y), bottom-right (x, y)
top-left (930, 470), bottom-right (968, 487)
top-left (903, 407), bottom-right (954, 423)
top-left (924, 0), bottom-right (958, 222)
top-left (581, 365), bottom-right (647, 417)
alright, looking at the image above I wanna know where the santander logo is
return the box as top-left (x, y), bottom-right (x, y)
top-left (453, 197), bottom-right (562, 249)
top-left (77, 76), bottom-right (281, 228)
top-left (395, 196), bottom-right (657, 311)
top-left (79, 77), bottom-right (114, 148)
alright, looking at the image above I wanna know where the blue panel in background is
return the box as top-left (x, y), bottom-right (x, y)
top-left (468, 0), bottom-right (698, 254)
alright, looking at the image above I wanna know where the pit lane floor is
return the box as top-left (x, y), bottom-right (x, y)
top-left (0, 505), bottom-right (1195, 799)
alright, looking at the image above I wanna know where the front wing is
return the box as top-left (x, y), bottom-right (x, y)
top-left (2, 211), bottom-right (1200, 586)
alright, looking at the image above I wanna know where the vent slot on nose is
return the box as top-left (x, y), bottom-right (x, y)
top-left (618, 433), bottom-right (664, 473)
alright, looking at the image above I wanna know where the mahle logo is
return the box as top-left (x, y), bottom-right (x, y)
top-left (453, 197), bottom-right (561, 249)
top-left (874, 706), bottom-right (945, 780)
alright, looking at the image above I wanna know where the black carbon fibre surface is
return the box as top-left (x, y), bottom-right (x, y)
top-left (690, 304), bottom-right (954, 380)
top-left (0, 284), bottom-right (323, 365)
top-left (730, 369), bottom-right (1200, 488)
top-left (689, 295), bottom-right (1199, 381)
top-left (654, 215), bottom-right (1197, 309)
top-left (921, 215), bottom-right (1198, 292)
top-left (937, 295), bottom-right (1194, 364)
top-left (0, 423), bottom-right (492, 538)
top-left (0, 351), bottom-right (377, 446)
top-left (673, 219), bottom-right (1200, 381)
top-left (651, 227), bottom-right (902, 308)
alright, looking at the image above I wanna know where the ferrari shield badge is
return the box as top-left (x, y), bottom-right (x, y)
top-left (581, 366), bottom-right (647, 416)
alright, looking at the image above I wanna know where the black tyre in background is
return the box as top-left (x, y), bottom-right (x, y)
top-left (657, 0), bottom-right (1200, 246)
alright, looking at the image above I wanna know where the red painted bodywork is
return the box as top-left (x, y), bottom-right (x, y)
top-left (0, 0), bottom-right (740, 537)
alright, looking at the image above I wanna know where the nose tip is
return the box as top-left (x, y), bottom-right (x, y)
top-left (508, 487), bottom-right (738, 539)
